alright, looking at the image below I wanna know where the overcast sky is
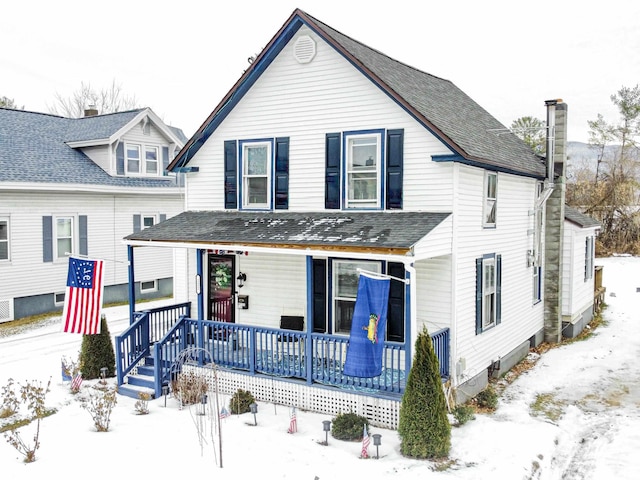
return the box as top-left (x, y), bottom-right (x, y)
top-left (2, 0), bottom-right (639, 143)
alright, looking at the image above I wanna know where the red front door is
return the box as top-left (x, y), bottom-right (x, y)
top-left (208, 255), bottom-right (235, 323)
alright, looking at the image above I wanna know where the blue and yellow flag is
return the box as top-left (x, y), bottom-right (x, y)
top-left (343, 273), bottom-right (390, 378)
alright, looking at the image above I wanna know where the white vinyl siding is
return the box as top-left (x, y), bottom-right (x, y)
top-left (183, 25), bottom-right (454, 212)
top-left (562, 223), bottom-right (598, 321)
top-left (0, 191), bottom-right (181, 302)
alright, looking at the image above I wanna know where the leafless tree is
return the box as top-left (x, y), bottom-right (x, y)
top-left (48, 79), bottom-right (138, 117)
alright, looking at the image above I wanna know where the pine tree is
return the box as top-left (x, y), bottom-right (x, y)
top-left (398, 326), bottom-right (451, 459)
top-left (80, 314), bottom-right (116, 379)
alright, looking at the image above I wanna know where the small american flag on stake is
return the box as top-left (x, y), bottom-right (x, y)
top-left (62, 256), bottom-right (104, 334)
top-left (361, 424), bottom-right (370, 458)
top-left (287, 406), bottom-right (297, 434)
top-left (219, 406), bottom-right (231, 419)
top-left (71, 373), bottom-right (83, 392)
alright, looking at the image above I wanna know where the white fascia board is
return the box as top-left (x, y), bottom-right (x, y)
top-left (0, 181), bottom-right (183, 196)
top-left (65, 138), bottom-right (111, 148)
top-left (123, 239), bottom-right (415, 264)
top-left (109, 108), bottom-right (184, 147)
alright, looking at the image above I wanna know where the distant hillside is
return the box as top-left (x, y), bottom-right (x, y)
top-left (567, 141), bottom-right (623, 173)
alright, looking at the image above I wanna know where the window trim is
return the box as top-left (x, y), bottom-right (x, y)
top-left (54, 292), bottom-right (66, 306)
top-left (331, 259), bottom-right (382, 336)
top-left (54, 215), bottom-right (74, 260)
top-left (239, 139), bottom-right (274, 210)
top-left (144, 145), bottom-right (159, 175)
top-left (533, 265), bottom-right (542, 304)
top-left (140, 279), bottom-right (158, 293)
top-left (141, 214), bottom-right (157, 230)
top-left (585, 236), bottom-right (594, 281)
top-left (124, 142), bottom-right (163, 176)
top-left (0, 216), bottom-right (9, 262)
top-left (482, 255), bottom-right (497, 329)
top-left (343, 130), bottom-right (384, 210)
top-left (476, 253), bottom-right (502, 334)
top-left (483, 171), bottom-right (497, 228)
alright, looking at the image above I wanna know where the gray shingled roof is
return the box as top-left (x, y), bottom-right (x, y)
top-left (306, 12), bottom-right (545, 177)
top-left (0, 107), bottom-right (178, 188)
top-left (172, 9), bottom-right (546, 178)
top-left (125, 211), bottom-right (451, 251)
top-left (565, 205), bottom-right (601, 228)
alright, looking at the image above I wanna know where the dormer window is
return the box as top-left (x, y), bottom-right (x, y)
top-left (125, 143), bottom-right (160, 175)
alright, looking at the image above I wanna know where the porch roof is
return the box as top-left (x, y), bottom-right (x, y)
top-left (124, 210), bottom-right (451, 257)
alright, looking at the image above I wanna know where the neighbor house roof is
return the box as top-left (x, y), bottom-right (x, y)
top-left (0, 107), bottom-right (180, 188)
top-left (565, 205), bottom-right (601, 229)
top-left (171, 8), bottom-right (545, 178)
top-left (124, 210), bottom-right (451, 254)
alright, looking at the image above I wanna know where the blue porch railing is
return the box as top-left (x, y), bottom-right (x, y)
top-left (116, 303), bottom-right (450, 399)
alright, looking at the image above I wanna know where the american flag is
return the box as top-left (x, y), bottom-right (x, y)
top-left (219, 406), bottom-right (231, 419)
top-left (287, 407), bottom-right (297, 434)
top-left (361, 424), bottom-right (370, 458)
top-left (62, 257), bottom-right (104, 334)
top-left (71, 373), bottom-right (83, 392)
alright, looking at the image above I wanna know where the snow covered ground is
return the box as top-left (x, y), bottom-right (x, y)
top-left (0, 255), bottom-right (638, 479)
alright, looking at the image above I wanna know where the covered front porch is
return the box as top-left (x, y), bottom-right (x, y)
top-left (118, 211), bottom-right (453, 409)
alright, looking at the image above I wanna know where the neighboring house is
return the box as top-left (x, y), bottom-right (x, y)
top-left (116, 9), bottom-right (599, 427)
top-left (0, 107), bottom-right (186, 322)
top-left (562, 205), bottom-right (601, 337)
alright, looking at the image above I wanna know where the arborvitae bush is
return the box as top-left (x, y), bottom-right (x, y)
top-left (229, 389), bottom-right (255, 414)
top-left (475, 385), bottom-right (498, 410)
top-left (331, 412), bottom-right (369, 441)
top-left (398, 326), bottom-right (451, 459)
top-left (452, 404), bottom-right (476, 426)
top-left (80, 314), bottom-right (116, 380)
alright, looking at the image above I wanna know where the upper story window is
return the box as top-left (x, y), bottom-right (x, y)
top-left (55, 216), bottom-right (74, 259)
top-left (125, 143), bottom-right (161, 175)
top-left (345, 133), bottom-right (381, 209)
top-left (484, 172), bottom-right (497, 227)
top-left (240, 140), bottom-right (272, 209)
top-left (142, 215), bottom-right (156, 230)
top-left (0, 217), bottom-right (9, 261)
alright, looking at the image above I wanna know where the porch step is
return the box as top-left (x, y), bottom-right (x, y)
top-left (118, 380), bottom-right (155, 400)
top-left (119, 355), bottom-right (157, 400)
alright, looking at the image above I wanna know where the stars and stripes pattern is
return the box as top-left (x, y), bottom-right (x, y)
top-left (62, 257), bottom-right (104, 334)
top-left (219, 406), bottom-right (231, 419)
top-left (71, 373), bottom-right (83, 392)
top-left (287, 406), bottom-right (297, 434)
top-left (361, 424), bottom-right (370, 458)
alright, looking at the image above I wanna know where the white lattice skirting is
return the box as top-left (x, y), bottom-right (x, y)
top-left (183, 365), bottom-right (401, 429)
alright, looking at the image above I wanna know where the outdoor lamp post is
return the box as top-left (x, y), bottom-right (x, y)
top-left (372, 433), bottom-right (382, 459)
top-left (162, 385), bottom-right (169, 407)
top-left (200, 394), bottom-right (208, 416)
top-left (322, 420), bottom-right (331, 445)
top-left (250, 402), bottom-right (258, 425)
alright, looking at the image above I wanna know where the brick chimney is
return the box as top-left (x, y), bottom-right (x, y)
top-left (84, 104), bottom-right (99, 117)
top-left (543, 100), bottom-right (568, 343)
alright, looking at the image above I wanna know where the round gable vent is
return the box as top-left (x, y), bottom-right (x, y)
top-left (293, 35), bottom-right (316, 64)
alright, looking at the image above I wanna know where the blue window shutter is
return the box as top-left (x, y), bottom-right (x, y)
top-left (275, 137), bottom-right (289, 209)
top-left (325, 133), bottom-right (341, 209)
top-left (496, 254), bottom-right (502, 325)
top-left (312, 259), bottom-right (327, 333)
top-left (42, 216), bottom-right (53, 263)
top-left (79, 215), bottom-right (88, 256)
top-left (116, 142), bottom-right (125, 175)
top-left (133, 214), bottom-right (141, 233)
top-left (159, 214), bottom-right (166, 222)
top-left (387, 262), bottom-right (405, 342)
top-left (162, 146), bottom-right (169, 176)
top-left (475, 257), bottom-right (483, 334)
top-left (386, 129), bottom-right (404, 210)
top-left (224, 140), bottom-right (238, 209)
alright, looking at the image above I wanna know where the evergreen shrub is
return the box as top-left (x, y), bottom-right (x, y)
top-left (79, 314), bottom-right (116, 380)
top-left (331, 412), bottom-right (369, 441)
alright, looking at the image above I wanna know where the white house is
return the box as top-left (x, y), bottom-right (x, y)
top-left (0, 107), bottom-right (186, 322)
top-left (116, 9), bottom-right (598, 425)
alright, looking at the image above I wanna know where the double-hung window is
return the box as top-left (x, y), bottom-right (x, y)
top-left (55, 216), bottom-right (74, 259)
top-left (241, 141), bottom-right (272, 209)
top-left (345, 132), bottom-right (382, 209)
top-left (145, 146), bottom-right (159, 174)
top-left (484, 172), bottom-right (497, 227)
top-left (142, 215), bottom-right (156, 230)
top-left (476, 254), bottom-right (502, 334)
top-left (0, 217), bottom-right (9, 261)
top-left (126, 144), bottom-right (141, 174)
top-left (332, 260), bottom-right (381, 335)
top-left (585, 236), bottom-right (594, 281)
